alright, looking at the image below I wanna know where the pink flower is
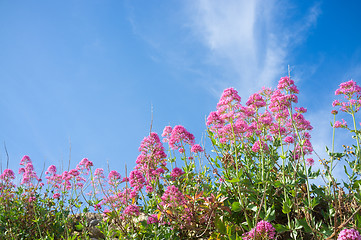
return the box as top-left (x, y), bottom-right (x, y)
top-left (76, 158), bottom-right (93, 172)
top-left (334, 119), bottom-right (348, 128)
top-left (161, 185), bottom-right (186, 208)
top-left (334, 80), bottom-right (361, 113)
top-left (0, 169), bottom-right (15, 181)
top-left (146, 185), bottom-right (154, 193)
top-left (136, 132), bottom-right (167, 183)
top-left (283, 136), bottom-right (294, 144)
top-left (20, 155), bottom-right (31, 166)
top-left (123, 205), bottom-right (140, 217)
top-left (337, 228), bottom-right (361, 240)
top-left (46, 165), bottom-right (57, 174)
top-left (94, 168), bottom-right (105, 179)
top-left (94, 203), bottom-right (102, 211)
top-left (53, 193), bottom-right (61, 199)
top-left (306, 158), bottom-right (314, 166)
top-left (69, 169), bottom-right (80, 177)
top-left (242, 220), bottom-right (276, 240)
top-left (19, 156), bottom-right (40, 186)
top-left (170, 167), bottom-right (185, 179)
top-left (147, 214), bottom-right (159, 224)
top-left (277, 76), bottom-right (298, 93)
top-left (129, 170), bottom-right (145, 191)
top-left (246, 93), bottom-right (266, 108)
top-left (162, 126), bottom-right (173, 141)
top-left (121, 177), bottom-right (129, 183)
top-left (108, 170), bottom-right (121, 185)
top-left (331, 110), bottom-right (338, 115)
top-left (168, 125), bottom-right (195, 150)
top-left (191, 144), bottom-right (203, 153)
top-left (251, 140), bottom-right (269, 153)
top-left (335, 80), bottom-right (361, 96)
top-left (217, 87), bottom-right (241, 108)
top-left (295, 107), bottom-right (307, 113)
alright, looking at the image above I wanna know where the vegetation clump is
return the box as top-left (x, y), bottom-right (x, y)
top-left (0, 76), bottom-right (361, 239)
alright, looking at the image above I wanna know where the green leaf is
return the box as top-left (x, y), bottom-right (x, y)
top-left (231, 202), bottom-right (242, 212)
top-left (264, 205), bottom-right (276, 222)
top-left (215, 216), bottom-right (226, 234)
top-left (75, 223), bottom-right (84, 231)
top-left (274, 224), bottom-right (288, 232)
top-left (282, 195), bottom-right (292, 214)
top-left (226, 178), bottom-right (240, 183)
top-left (298, 218), bottom-right (312, 233)
top-left (273, 181), bottom-right (283, 188)
top-left (246, 204), bottom-right (257, 212)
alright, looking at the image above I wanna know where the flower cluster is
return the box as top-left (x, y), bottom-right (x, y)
top-left (108, 170), bottom-right (121, 187)
top-left (170, 167), bottom-right (185, 179)
top-left (135, 132), bottom-right (167, 189)
top-left (242, 220), bottom-right (276, 240)
top-left (160, 185), bottom-right (186, 208)
top-left (0, 169), bottom-right (15, 183)
top-left (45, 160), bottom-right (88, 197)
top-left (337, 228), bottom-right (361, 240)
top-left (129, 170), bottom-right (145, 191)
top-left (123, 204), bottom-right (140, 218)
top-left (19, 155), bottom-right (41, 186)
top-left (207, 76), bottom-right (314, 161)
top-left (166, 125), bottom-right (195, 151)
top-left (147, 214), bottom-right (159, 224)
top-left (333, 80), bottom-right (361, 114)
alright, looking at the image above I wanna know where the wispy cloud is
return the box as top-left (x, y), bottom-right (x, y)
top-left (185, 0), bottom-right (321, 98)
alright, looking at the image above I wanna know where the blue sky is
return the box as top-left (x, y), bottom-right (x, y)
top-left (0, 0), bottom-right (360, 181)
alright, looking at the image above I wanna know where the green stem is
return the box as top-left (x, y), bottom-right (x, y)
top-left (351, 111), bottom-right (360, 172)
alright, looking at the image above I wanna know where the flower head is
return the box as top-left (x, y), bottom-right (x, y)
top-left (337, 228), bottom-right (361, 240)
top-left (242, 220), bottom-right (276, 240)
top-left (170, 167), bottom-right (185, 179)
top-left (191, 144), bottom-right (203, 153)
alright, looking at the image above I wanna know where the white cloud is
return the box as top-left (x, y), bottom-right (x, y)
top-left (185, 0), bottom-right (321, 98)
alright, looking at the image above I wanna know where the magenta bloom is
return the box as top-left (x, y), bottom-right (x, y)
top-left (147, 214), bottom-right (159, 224)
top-left (162, 126), bottom-right (173, 141)
top-left (123, 205), bottom-right (140, 217)
top-left (334, 119), bottom-right (348, 128)
top-left (168, 125), bottom-right (195, 150)
top-left (170, 167), bottom-right (185, 179)
top-left (76, 158), bottom-right (93, 172)
top-left (333, 80), bottom-right (361, 113)
top-left (246, 93), bottom-right (266, 108)
top-left (337, 228), bottom-right (361, 240)
top-left (335, 80), bottom-right (361, 96)
top-left (251, 140), bottom-right (269, 153)
top-left (161, 185), bottom-right (186, 208)
top-left (20, 155), bottom-right (31, 166)
top-left (242, 220), bottom-right (276, 240)
top-left (191, 144), bottom-right (203, 153)
top-left (19, 156), bottom-right (41, 186)
top-left (129, 170), bottom-right (145, 191)
top-left (46, 165), bottom-right (57, 175)
top-left (53, 193), bottom-right (61, 199)
top-left (306, 158), bottom-right (314, 166)
top-left (136, 132), bottom-right (167, 183)
top-left (283, 136), bottom-right (294, 144)
top-left (0, 169), bottom-right (15, 182)
top-left (94, 168), bottom-right (105, 179)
